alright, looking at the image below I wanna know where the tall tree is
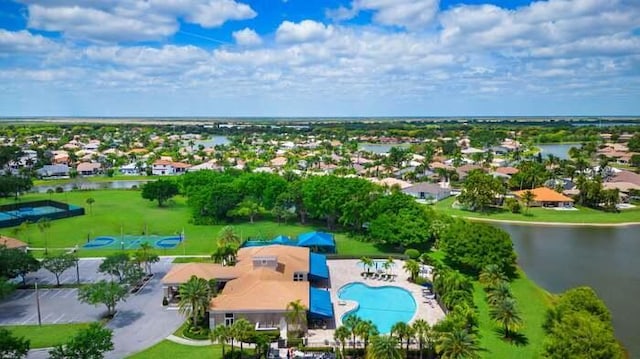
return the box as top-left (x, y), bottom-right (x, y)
top-left (36, 217), bottom-right (52, 254)
top-left (435, 328), bottom-right (481, 359)
top-left (78, 280), bottom-right (128, 317)
top-left (334, 326), bottom-right (350, 357)
top-left (355, 319), bottom-right (378, 354)
top-left (132, 243), bottom-right (159, 275)
top-left (479, 264), bottom-right (507, 291)
top-left (286, 299), bottom-right (308, 337)
top-left (412, 319), bottom-right (432, 359)
top-left (520, 190), bottom-right (536, 215)
top-left (210, 325), bottom-right (231, 358)
top-left (141, 179), bottom-right (179, 207)
top-left (343, 314), bottom-right (362, 350)
top-left (98, 253), bottom-right (131, 283)
top-left (228, 198), bottom-right (266, 223)
top-left (0, 246), bottom-right (40, 286)
top-left (178, 275), bottom-right (212, 328)
top-left (489, 297), bottom-right (523, 339)
top-left (85, 197), bottom-right (95, 215)
top-left (49, 323), bottom-right (113, 359)
top-left (403, 259), bottom-right (420, 282)
top-left (42, 253), bottom-right (77, 287)
top-left (458, 170), bottom-right (505, 212)
top-left (367, 335), bottom-right (402, 359)
top-left (231, 318), bottom-right (253, 358)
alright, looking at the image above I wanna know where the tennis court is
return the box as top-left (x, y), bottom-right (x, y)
top-left (0, 200), bottom-right (85, 228)
top-left (83, 234), bottom-right (183, 250)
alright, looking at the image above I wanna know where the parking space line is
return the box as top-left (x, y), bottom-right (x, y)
top-left (53, 314), bottom-right (65, 324)
top-left (42, 313), bottom-right (54, 323)
top-left (21, 314), bottom-right (36, 325)
top-left (48, 289), bottom-right (64, 298)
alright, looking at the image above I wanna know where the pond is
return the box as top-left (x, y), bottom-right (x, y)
top-left (499, 223), bottom-right (640, 357)
top-left (536, 143), bottom-right (581, 160)
top-left (359, 143), bottom-right (410, 154)
top-left (33, 180), bottom-right (149, 193)
top-left (183, 135), bottom-right (230, 148)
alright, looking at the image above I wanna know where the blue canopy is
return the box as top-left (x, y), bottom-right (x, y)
top-left (297, 232), bottom-right (335, 250)
top-left (271, 235), bottom-right (296, 245)
top-left (309, 253), bottom-right (329, 279)
top-left (309, 287), bottom-right (334, 318)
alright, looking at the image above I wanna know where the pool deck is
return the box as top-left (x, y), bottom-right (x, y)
top-left (306, 259), bottom-right (445, 346)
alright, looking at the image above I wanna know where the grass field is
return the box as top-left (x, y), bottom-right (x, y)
top-left (33, 175), bottom-right (151, 186)
top-left (434, 196), bottom-right (640, 224)
top-left (127, 341), bottom-right (251, 359)
top-left (2, 323), bottom-right (93, 348)
top-left (474, 270), bottom-right (553, 359)
top-left (0, 190), bottom-right (390, 257)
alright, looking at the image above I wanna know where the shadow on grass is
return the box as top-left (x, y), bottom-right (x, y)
top-left (493, 327), bottom-right (529, 346)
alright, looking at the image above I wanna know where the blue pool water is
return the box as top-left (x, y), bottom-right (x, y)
top-left (338, 282), bottom-right (416, 334)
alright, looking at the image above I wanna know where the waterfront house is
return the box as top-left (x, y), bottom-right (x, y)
top-left (152, 160), bottom-right (191, 175)
top-left (76, 162), bottom-right (102, 176)
top-left (402, 182), bottom-right (451, 202)
top-left (514, 187), bottom-right (574, 208)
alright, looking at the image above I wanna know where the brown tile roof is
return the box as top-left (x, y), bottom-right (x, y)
top-left (495, 166), bottom-right (519, 175)
top-left (0, 236), bottom-right (27, 249)
top-left (514, 187), bottom-right (573, 203)
top-left (162, 245), bottom-right (312, 312)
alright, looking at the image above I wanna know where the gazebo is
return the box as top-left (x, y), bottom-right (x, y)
top-left (296, 231), bottom-right (336, 253)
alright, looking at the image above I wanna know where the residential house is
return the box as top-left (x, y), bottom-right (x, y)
top-left (119, 162), bottom-right (146, 175)
top-left (0, 236), bottom-right (28, 251)
top-left (162, 245), bottom-right (332, 331)
top-left (76, 162), bottom-right (102, 176)
top-left (514, 187), bottom-right (574, 208)
top-left (36, 164), bottom-right (70, 178)
top-left (152, 160), bottom-right (191, 175)
top-left (402, 182), bottom-right (451, 202)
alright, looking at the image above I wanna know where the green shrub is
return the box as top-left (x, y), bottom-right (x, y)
top-left (414, 276), bottom-right (432, 286)
top-left (182, 324), bottom-right (210, 340)
top-left (505, 198), bottom-right (521, 213)
top-left (246, 329), bottom-right (279, 343)
top-left (404, 249), bottom-right (420, 259)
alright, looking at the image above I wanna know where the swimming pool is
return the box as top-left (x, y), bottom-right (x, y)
top-left (338, 282), bottom-right (416, 334)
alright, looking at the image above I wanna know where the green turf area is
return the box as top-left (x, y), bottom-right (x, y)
top-left (2, 323), bottom-right (93, 348)
top-left (127, 341), bottom-right (251, 359)
top-left (434, 196), bottom-right (640, 224)
top-left (474, 270), bottom-right (553, 359)
top-left (0, 190), bottom-right (391, 257)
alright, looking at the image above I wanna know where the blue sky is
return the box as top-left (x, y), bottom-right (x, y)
top-left (0, 0), bottom-right (639, 117)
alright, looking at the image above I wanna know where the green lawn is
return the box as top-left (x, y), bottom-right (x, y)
top-left (434, 196), bottom-right (640, 224)
top-left (127, 340), bottom-right (250, 359)
top-left (474, 270), bottom-right (553, 359)
top-left (2, 323), bottom-right (93, 348)
top-left (0, 190), bottom-right (390, 257)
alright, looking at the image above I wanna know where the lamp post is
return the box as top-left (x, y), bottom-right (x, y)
top-left (35, 278), bottom-right (42, 326)
top-left (75, 257), bottom-right (80, 285)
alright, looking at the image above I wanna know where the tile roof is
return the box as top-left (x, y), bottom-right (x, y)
top-left (0, 236), bottom-right (27, 249)
top-left (514, 187), bottom-right (573, 202)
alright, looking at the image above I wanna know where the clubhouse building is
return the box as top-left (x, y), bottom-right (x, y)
top-left (162, 244), bottom-right (333, 332)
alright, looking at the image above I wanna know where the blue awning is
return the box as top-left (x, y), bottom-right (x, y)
top-left (297, 232), bottom-right (335, 251)
top-left (309, 253), bottom-right (329, 279)
top-left (309, 287), bottom-right (334, 318)
top-left (271, 235), bottom-right (296, 246)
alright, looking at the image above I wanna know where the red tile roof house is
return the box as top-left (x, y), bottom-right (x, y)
top-left (514, 187), bottom-right (574, 208)
top-left (152, 160), bottom-right (191, 175)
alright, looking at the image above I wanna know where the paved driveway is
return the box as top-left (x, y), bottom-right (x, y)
top-left (0, 258), bottom-right (184, 359)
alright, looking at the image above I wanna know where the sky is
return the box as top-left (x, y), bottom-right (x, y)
top-left (0, 0), bottom-right (639, 117)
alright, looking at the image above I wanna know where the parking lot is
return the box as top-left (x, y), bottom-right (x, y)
top-left (0, 288), bottom-right (100, 325)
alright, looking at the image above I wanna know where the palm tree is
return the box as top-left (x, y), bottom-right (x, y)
top-left (85, 197), bottom-right (95, 215)
top-left (37, 217), bottom-right (51, 255)
top-left (210, 325), bottom-right (231, 357)
top-left (367, 335), bottom-right (402, 359)
top-left (217, 225), bottom-right (240, 247)
top-left (286, 299), bottom-right (308, 337)
top-left (486, 281), bottom-right (512, 306)
top-left (360, 256), bottom-right (374, 275)
top-left (390, 322), bottom-right (410, 355)
top-left (178, 275), bottom-right (211, 328)
top-left (334, 326), bottom-right (350, 357)
top-left (343, 314), bottom-right (362, 349)
top-left (489, 297), bottom-right (523, 339)
top-left (231, 318), bottom-right (253, 358)
top-left (355, 320), bottom-right (378, 354)
top-left (133, 242), bottom-right (159, 274)
top-left (384, 257), bottom-right (395, 276)
top-left (412, 319), bottom-right (431, 359)
top-left (403, 259), bottom-right (420, 282)
top-left (479, 264), bottom-right (507, 290)
top-left (520, 190), bottom-right (536, 215)
top-left (442, 290), bottom-right (473, 311)
top-left (436, 328), bottom-right (481, 359)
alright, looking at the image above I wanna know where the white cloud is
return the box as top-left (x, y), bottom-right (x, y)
top-left (327, 0), bottom-right (439, 29)
top-left (0, 29), bottom-right (57, 54)
top-left (232, 28), bottom-right (262, 46)
top-left (22, 0), bottom-right (257, 42)
top-left (276, 20), bottom-right (334, 43)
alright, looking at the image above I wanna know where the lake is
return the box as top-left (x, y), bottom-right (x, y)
top-left (536, 143), bottom-right (580, 160)
top-left (500, 223), bottom-right (640, 356)
top-left (33, 180), bottom-right (149, 193)
top-left (359, 143), bottom-right (410, 154)
top-left (186, 135), bottom-right (230, 148)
